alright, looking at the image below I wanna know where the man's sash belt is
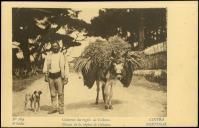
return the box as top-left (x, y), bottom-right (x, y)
top-left (49, 71), bottom-right (61, 79)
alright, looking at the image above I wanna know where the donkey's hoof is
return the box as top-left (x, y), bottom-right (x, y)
top-left (95, 101), bottom-right (99, 105)
top-left (109, 105), bottom-right (113, 109)
top-left (105, 105), bottom-right (109, 109)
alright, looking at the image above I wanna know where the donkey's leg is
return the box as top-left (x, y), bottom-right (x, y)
top-left (33, 102), bottom-right (37, 112)
top-left (95, 80), bottom-right (100, 104)
top-left (37, 101), bottom-right (40, 112)
top-left (24, 102), bottom-right (27, 110)
top-left (30, 100), bottom-right (33, 110)
top-left (104, 81), bottom-right (111, 109)
top-left (101, 83), bottom-right (105, 103)
top-left (108, 84), bottom-right (113, 109)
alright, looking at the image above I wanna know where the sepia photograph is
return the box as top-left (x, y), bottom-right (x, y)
top-left (12, 7), bottom-right (167, 117)
top-left (1, 1), bottom-right (197, 127)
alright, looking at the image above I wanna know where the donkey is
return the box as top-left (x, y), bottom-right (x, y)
top-left (81, 50), bottom-right (134, 110)
top-left (95, 51), bottom-right (128, 109)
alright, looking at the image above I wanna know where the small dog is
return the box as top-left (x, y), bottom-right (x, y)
top-left (24, 90), bottom-right (42, 112)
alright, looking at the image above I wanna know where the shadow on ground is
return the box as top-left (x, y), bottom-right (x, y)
top-left (40, 105), bottom-right (53, 111)
top-left (65, 99), bottom-right (123, 110)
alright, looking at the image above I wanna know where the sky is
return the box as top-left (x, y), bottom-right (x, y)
top-left (57, 8), bottom-right (100, 34)
top-left (75, 8), bottom-right (101, 23)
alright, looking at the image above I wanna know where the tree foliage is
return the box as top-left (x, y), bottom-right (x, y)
top-left (88, 8), bottom-right (167, 49)
top-left (12, 8), bottom-right (89, 77)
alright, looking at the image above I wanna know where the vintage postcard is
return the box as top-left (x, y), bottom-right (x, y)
top-left (1, 1), bottom-right (198, 127)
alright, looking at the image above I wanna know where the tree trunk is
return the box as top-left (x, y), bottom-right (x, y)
top-left (138, 12), bottom-right (145, 50)
top-left (21, 35), bottom-right (31, 73)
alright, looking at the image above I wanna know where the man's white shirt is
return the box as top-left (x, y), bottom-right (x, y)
top-left (43, 51), bottom-right (69, 78)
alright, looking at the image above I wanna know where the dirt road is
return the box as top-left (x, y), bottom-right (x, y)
top-left (13, 73), bottom-right (166, 117)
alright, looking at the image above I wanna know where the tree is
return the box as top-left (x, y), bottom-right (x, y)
top-left (88, 8), bottom-right (167, 50)
top-left (12, 8), bottom-right (89, 77)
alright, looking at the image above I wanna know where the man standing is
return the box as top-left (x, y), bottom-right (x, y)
top-left (43, 41), bottom-right (69, 114)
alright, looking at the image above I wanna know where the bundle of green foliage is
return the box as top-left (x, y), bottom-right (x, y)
top-left (74, 36), bottom-right (142, 88)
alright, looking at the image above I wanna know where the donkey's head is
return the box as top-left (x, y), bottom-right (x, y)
top-left (110, 51), bottom-right (127, 80)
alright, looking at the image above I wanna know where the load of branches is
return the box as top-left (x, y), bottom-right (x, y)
top-left (73, 36), bottom-right (142, 88)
